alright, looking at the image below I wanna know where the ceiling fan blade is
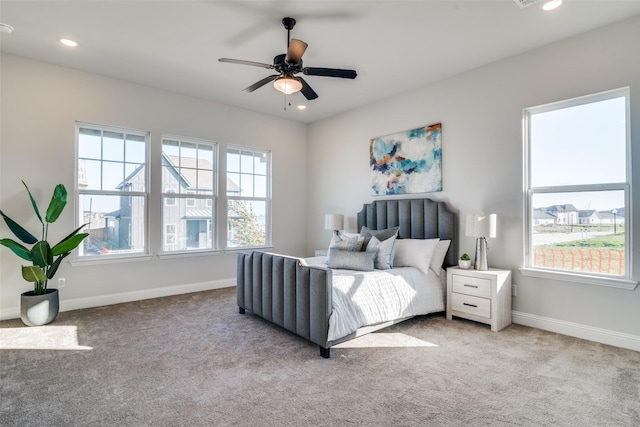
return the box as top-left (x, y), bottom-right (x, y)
top-left (302, 67), bottom-right (357, 79)
top-left (298, 77), bottom-right (318, 100)
top-left (243, 75), bottom-right (281, 93)
top-left (219, 58), bottom-right (275, 70)
top-left (286, 39), bottom-right (308, 64)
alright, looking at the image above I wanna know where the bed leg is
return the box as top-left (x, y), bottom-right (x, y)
top-left (239, 307), bottom-right (245, 314)
top-left (319, 346), bottom-right (330, 359)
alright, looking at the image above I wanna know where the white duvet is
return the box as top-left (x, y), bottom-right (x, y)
top-left (304, 257), bottom-right (446, 342)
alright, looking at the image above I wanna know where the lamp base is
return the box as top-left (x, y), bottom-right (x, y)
top-left (474, 237), bottom-right (489, 271)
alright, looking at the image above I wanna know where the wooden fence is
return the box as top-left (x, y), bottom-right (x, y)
top-left (533, 247), bottom-right (625, 275)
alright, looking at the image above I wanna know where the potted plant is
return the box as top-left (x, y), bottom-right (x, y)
top-left (458, 253), bottom-right (472, 269)
top-left (0, 181), bottom-right (89, 326)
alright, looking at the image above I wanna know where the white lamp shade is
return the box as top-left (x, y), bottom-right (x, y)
top-left (324, 214), bottom-right (344, 231)
top-left (465, 213), bottom-right (497, 238)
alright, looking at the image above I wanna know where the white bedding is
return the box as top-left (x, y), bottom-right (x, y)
top-left (304, 256), bottom-right (446, 342)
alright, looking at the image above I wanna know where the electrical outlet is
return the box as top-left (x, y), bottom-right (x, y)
top-left (58, 278), bottom-right (66, 288)
top-left (512, 284), bottom-right (517, 297)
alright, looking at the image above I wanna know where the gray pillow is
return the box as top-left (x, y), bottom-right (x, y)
top-left (360, 226), bottom-right (399, 250)
top-left (365, 235), bottom-right (397, 270)
top-left (328, 248), bottom-right (376, 271)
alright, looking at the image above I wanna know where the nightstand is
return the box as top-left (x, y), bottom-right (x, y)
top-left (446, 266), bottom-right (512, 332)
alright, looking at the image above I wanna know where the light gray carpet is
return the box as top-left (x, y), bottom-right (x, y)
top-left (1, 287), bottom-right (639, 426)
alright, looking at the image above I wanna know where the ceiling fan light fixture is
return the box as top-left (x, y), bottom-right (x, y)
top-left (273, 76), bottom-right (302, 95)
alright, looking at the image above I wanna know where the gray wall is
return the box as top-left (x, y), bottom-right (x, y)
top-left (0, 54), bottom-right (308, 317)
top-left (306, 16), bottom-right (640, 347)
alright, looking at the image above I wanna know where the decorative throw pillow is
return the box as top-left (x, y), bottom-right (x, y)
top-left (393, 238), bottom-right (440, 275)
top-left (429, 239), bottom-right (451, 276)
top-left (327, 248), bottom-right (376, 271)
top-left (328, 232), bottom-right (364, 252)
top-left (365, 235), bottom-right (397, 270)
top-left (360, 226), bottom-right (399, 250)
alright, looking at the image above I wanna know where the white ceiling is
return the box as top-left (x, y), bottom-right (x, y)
top-left (1, 1), bottom-right (640, 124)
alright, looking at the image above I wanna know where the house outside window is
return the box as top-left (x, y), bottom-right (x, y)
top-left (76, 123), bottom-right (148, 257)
top-left (161, 136), bottom-right (217, 253)
top-left (524, 88), bottom-right (631, 283)
top-left (226, 147), bottom-right (271, 248)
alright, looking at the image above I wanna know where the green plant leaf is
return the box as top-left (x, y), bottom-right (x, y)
top-left (0, 210), bottom-right (38, 244)
top-left (45, 184), bottom-right (67, 224)
top-left (22, 265), bottom-right (47, 283)
top-left (0, 238), bottom-right (33, 261)
top-left (31, 241), bottom-right (53, 268)
top-left (52, 232), bottom-right (89, 256)
top-left (47, 252), bottom-right (70, 279)
top-left (22, 180), bottom-right (44, 226)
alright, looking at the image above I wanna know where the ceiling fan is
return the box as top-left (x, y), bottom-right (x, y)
top-left (218, 17), bottom-right (357, 100)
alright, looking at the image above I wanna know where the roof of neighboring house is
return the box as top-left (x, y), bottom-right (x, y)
top-left (533, 209), bottom-right (556, 220)
top-left (115, 152), bottom-right (241, 193)
top-left (597, 208), bottom-right (625, 220)
top-left (578, 209), bottom-right (598, 218)
top-left (543, 204), bottom-right (578, 213)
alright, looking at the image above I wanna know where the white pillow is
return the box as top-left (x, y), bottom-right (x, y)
top-left (365, 235), bottom-right (397, 270)
top-left (393, 238), bottom-right (440, 275)
top-left (429, 239), bottom-right (451, 276)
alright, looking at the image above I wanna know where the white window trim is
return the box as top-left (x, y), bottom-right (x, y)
top-left (522, 87), bottom-right (634, 288)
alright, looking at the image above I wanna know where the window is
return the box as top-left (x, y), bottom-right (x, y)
top-left (161, 136), bottom-right (217, 252)
top-left (76, 123), bottom-right (148, 257)
top-left (226, 147), bottom-right (271, 248)
top-left (524, 88), bottom-right (631, 282)
top-left (165, 224), bottom-right (176, 246)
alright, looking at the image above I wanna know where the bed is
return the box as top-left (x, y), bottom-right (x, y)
top-left (236, 198), bottom-right (457, 358)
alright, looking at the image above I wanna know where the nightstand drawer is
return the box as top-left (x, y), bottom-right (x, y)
top-left (452, 274), bottom-right (491, 298)
top-left (451, 293), bottom-right (491, 319)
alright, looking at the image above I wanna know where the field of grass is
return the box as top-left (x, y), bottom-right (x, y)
top-left (551, 233), bottom-right (624, 248)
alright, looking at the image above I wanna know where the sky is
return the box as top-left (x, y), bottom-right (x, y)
top-left (529, 92), bottom-right (627, 212)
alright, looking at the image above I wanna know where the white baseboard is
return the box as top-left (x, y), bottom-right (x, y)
top-left (512, 310), bottom-right (640, 352)
top-left (0, 278), bottom-right (235, 322)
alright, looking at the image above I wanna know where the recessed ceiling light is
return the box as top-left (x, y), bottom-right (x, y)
top-left (542, 0), bottom-right (562, 11)
top-left (297, 105), bottom-right (307, 110)
top-left (59, 38), bottom-right (78, 47)
top-left (0, 23), bottom-right (14, 34)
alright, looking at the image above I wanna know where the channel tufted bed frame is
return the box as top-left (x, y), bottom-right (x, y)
top-left (236, 198), bottom-right (457, 358)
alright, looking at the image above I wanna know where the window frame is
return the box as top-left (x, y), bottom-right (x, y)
top-left (160, 135), bottom-right (218, 254)
top-left (74, 122), bottom-right (150, 260)
top-left (225, 145), bottom-right (272, 250)
top-left (522, 87), bottom-right (635, 289)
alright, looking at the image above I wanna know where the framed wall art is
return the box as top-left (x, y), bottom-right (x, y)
top-left (370, 123), bottom-right (442, 196)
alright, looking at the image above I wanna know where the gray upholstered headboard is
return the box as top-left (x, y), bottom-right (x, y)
top-left (356, 198), bottom-right (457, 268)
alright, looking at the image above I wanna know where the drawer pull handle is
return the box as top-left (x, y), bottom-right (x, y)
top-left (463, 284), bottom-right (478, 288)
top-left (463, 303), bottom-right (478, 308)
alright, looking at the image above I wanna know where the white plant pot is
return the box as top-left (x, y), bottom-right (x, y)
top-left (458, 259), bottom-right (472, 269)
top-left (20, 289), bottom-right (59, 326)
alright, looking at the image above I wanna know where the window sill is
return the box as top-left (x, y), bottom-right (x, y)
top-left (157, 250), bottom-right (222, 260)
top-left (70, 254), bottom-right (154, 267)
top-left (519, 267), bottom-right (637, 290)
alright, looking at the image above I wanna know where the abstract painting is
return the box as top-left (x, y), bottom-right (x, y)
top-left (370, 123), bottom-right (442, 195)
